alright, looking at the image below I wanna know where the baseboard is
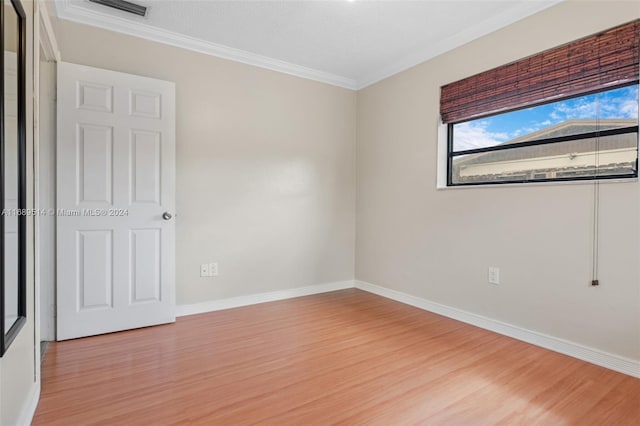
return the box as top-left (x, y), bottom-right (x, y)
top-left (16, 382), bottom-right (40, 426)
top-left (176, 280), bottom-right (355, 317)
top-left (355, 280), bottom-right (640, 378)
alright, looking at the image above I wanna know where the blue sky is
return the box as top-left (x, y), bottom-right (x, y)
top-left (453, 85), bottom-right (639, 151)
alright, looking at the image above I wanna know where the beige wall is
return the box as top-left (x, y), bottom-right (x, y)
top-left (0, 1), bottom-right (632, 423)
top-left (47, 0), bottom-right (638, 364)
top-left (356, 0), bottom-right (640, 361)
top-left (51, 17), bottom-right (357, 306)
top-left (0, 0), bottom-right (39, 424)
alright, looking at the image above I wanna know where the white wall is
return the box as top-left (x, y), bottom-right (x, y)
top-left (356, 1), bottom-right (640, 361)
top-left (38, 58), bottom-right (56, 341)
top-left (51, 17), bottom-right (357, 306)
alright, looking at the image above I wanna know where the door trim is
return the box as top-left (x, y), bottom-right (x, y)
top-left (38, 1), bottom-right (61, 63)
top-left (35, 0), bottom-right (60, 347)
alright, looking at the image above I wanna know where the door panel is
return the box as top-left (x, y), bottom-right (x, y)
top-left (77, 230), bottom-right (113, 310)
top-left (130, 228), bottom-right (161, 304)
top-left (77, 124), bottom-right (113, 205)
top-left (130, 130), bottom-right (161, 204)
top-left (77, 81), bottom-right (113, 112)
top-left (57, 62), bottom-right (175, 340)
top-left (130, 90), bottom-right (161, 118)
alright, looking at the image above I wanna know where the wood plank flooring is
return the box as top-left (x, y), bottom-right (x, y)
top-left (33, 289), bottom-right (640, 425)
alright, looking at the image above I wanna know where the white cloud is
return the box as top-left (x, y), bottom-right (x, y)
top-left (618, 99), bottom-right (638, 118)
top-left (552, 99), bottom-right (597, 119)
top-left (454, 121), bottom-right (509, 151)
top-left (548, 86), bottom-right (639, 122)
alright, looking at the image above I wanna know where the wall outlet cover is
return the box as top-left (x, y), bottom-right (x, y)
top-left (200, 263), bottom-right (210, 277)
top-left (488, 267), bottom-right (500, 285)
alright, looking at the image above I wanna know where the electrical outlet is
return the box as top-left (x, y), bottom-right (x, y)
top-left (488, 267), bottom-right (500, 285)
top-left (209, 262), bottom-right (218, 277)
top-left (200, 263), bottom-right (210, 277)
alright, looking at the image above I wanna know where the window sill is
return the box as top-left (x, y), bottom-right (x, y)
top-left (436, 177), bottom-right (638, 190)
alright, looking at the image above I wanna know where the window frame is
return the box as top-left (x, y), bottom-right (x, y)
top-left (0, 0), bottom-right (27, 356)
top-left (445, 83), bottom-right (640, 187)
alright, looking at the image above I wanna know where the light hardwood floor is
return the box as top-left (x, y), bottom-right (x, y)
top-left (34, 289), bottom-right (640, 425)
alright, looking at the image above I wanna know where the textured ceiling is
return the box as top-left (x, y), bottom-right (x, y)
top-left (54, 0), bottom-right (561, 89)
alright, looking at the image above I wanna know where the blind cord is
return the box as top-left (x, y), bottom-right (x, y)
top-left (592, 179), bottom-right (600, 285)
top-left (591, 91), bottom-right (601, 286)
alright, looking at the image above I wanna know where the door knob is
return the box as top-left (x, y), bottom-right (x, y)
top-left (162, 212), bottom-right (172, 220)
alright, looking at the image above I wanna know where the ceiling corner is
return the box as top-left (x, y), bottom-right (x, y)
top-left (52, 0), bottom-right (359, 90)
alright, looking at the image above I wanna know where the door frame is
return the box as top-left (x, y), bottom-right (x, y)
top-left (34, 0), bottom-right (60, 351)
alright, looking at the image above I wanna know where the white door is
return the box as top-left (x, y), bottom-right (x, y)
top-left (57, 62), bottom-right (176, 340)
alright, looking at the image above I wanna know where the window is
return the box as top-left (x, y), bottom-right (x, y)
top-left (440, 20), bottom-right (639, 186)
top-left (448, 85), bottom-right (639, 185)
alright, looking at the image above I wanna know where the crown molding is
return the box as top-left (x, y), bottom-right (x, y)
top-left (355, 0), bottom-right (563, 90)
top-left (53, 0), bottom-right (359, 90)
top-left (54, 0), bottom-right (562, 91)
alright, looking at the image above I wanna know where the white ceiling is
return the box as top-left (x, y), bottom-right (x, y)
top-left (54, 0), bottom-right (561, 89)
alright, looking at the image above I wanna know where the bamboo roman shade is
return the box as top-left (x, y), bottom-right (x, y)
top-left (440, 20), bottom-right (640, 124)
